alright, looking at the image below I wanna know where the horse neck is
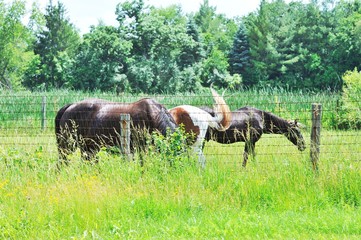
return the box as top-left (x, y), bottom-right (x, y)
top-left (263, 111), bottom-right (290, 134)
top-left (152, 104), bottom-right (177, 135)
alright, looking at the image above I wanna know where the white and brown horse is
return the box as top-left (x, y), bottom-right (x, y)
top-left (169, 88), bottom-right (231, 167)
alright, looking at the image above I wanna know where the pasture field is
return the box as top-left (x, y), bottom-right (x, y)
top-left (0, 90), bottom-right (360, 238)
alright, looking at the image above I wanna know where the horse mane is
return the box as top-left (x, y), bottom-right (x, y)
top-left (259, 109), bottom-right (291, 133)
top-left (199, 106), bottom-right (216, 117)
top-left (146, 98), bottom-right (177, 136)
top-left (234, 106), bottom-right (290, 133)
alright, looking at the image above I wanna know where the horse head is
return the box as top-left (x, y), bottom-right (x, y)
top-left (286, 120), bottom-right (306, 151)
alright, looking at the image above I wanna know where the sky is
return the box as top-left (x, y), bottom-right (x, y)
top-left (18, 0), bottom-right (262, 34)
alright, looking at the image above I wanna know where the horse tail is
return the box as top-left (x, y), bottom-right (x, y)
top-left (55, 103), bottom-right (72, 140)
top-left (209, 87), bottom-right (231, 131)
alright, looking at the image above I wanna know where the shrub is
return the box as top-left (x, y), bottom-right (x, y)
top-left (147, 125), bottom-right (195, 169)
top-left (337, 68), bottom-right (361, 129)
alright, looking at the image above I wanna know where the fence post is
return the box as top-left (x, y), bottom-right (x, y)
top-left (310, 103), bottom-right (322, 171)
top-left (41, 96), bottom-right (47, 131)
top-left (120, 114), bottom-right (131, 159)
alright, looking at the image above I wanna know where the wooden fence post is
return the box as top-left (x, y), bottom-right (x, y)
top-left (41, 96), bottom-right (47, 131)
top-left (120, 114), bottom-right (131, 159)
top-left (310, 103), bottom-right (322, 171)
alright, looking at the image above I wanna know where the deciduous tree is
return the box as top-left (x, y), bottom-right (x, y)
top-left (0, 0), bottom-right (37, 90)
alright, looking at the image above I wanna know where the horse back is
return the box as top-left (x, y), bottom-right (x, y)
top-left (58, 100), bottom-right (103, 137)
top-left (202, 106), bottom-right (264, 143)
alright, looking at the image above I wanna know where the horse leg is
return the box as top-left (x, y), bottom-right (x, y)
top-left (242, 150), bottom-right (248, 167)
top-left (57, 148), bottom-right (71, 170)
top-left (193, 132), bottom-right (207, 168)
top-left (198, 150), bottom-right (206, 169)
top-left (138, 151), bottom-right (144, 167)
top-left (56, 134), bottom-right (75, 170)
top-left (81, 142), bottom-right (100, 164)
top-left (242, 141), bottom-right (255, 167)
top-left (56, 131), bottom-right (69, 169)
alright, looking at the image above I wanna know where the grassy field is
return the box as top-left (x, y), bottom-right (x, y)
top-left (0, 90), bottom-right (360, 238)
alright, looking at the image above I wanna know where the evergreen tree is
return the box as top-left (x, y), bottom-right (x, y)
top-left (194, 0), bottom-right (217, 34)
top-left (178, 18), bottom-right (204, 69)
top-left (229, 22), bottom-right (250, 75)
top-left (26, 1), bottom-right (80, 89)
top-left (245, 0), bottom-right (271, 85)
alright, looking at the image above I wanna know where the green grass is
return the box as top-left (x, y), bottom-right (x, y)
top-left (0, 90), bottom-right (359, 238)
top-left (0, 128), bottom-right (360, 239)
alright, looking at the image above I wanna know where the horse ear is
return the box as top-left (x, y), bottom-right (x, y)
top-left (294, 119), bottom-right (306, 129)
top-left (287, 119), bottom-right (295, 126)
top-left (288, 119), bottom-right (304, 128)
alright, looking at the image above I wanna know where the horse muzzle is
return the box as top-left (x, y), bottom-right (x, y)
top-left (298, 142), bottom-right (306, 151)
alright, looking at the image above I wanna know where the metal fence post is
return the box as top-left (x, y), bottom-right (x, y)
top-left (120, 113), bottom-right (131, 159)
top-left (310, 103), bottom-right (322, 171)
top-left (41, 96), bottom-right (47, 131)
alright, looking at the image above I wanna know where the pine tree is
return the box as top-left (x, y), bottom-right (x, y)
top-left (178, 18), bottom-right (204, 69)
top-left (229, 22), bottom-right (250, 75)
top-left (32, 1), bottom-right (80, 89)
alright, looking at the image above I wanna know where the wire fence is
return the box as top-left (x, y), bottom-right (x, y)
top-left (0, 92), bottom-right (360, 168)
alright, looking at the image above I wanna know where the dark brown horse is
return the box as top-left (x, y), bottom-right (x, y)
top-left (201, 106), bottom-right (306, 167)
top-left (55, 98), bottom-right (177, 166)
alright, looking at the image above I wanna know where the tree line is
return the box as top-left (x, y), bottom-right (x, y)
top-left (1, 0), bottom-right (361, 93)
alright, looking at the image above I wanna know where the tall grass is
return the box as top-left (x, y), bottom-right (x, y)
top-left (0, 130), bottom-right (360, 238)
top-left (0, 125), bottom-right (360, 238)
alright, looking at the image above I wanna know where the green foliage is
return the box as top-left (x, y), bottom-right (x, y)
top-left (337, 68), bottom-right (361, 129)
top-left (200, 47), bottom-right (230, 88)
top-left (148, 125), bottom-right (194, 169)
top-left (178, 18), bottom-right (205, 69)
top-left (328, 2), bottom-right (361, 86)
top-left (23, 2), bottom-right (80, 90)
top-left (3, 0), bottom-right (361, 92)
top-left (117, 2), bottom-right (204, 93)
top-left (178, 64), bottom-right (203, 92)
top-left (224, 73), bottom-right (242, 90)
top-left (71, 25), bottom-right (131, 91)
top-left (243, 0), bottom-right (361, 90)
top-left (0, 0), bottom-right (36, 90)
top-left (194, 0), bottom-right (238, 89)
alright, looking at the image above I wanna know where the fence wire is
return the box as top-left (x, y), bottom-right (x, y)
top-left (0, 93), bottom-right (360, 167)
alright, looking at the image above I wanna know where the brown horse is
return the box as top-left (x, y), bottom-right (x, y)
top-left (201, 106), bottom-right (306, 167)
top-left (55, 98), bottom-right (177, 166)
top-left (169, 88), bottom-right (231, 167)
